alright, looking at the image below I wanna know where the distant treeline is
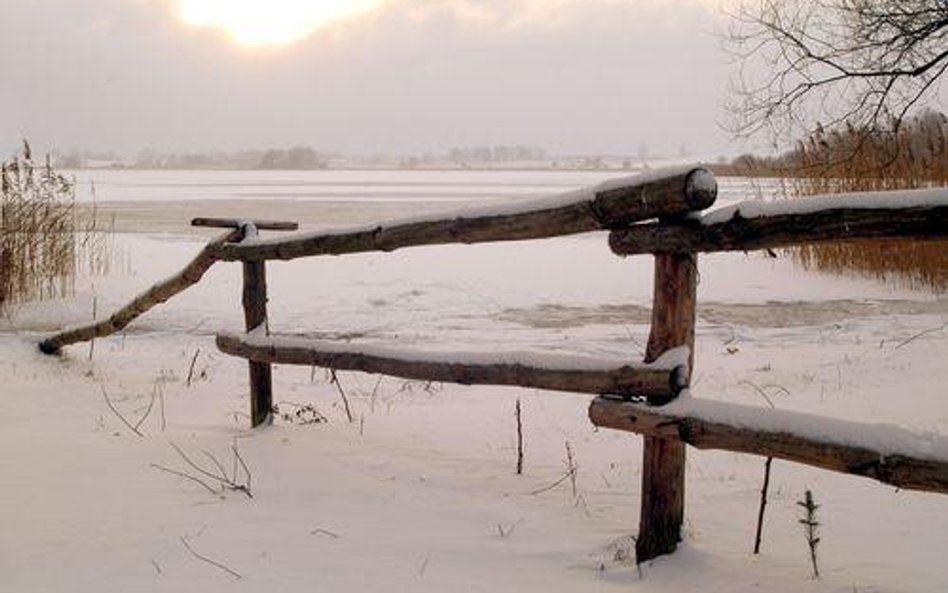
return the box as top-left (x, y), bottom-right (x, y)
top-left (53, 143), bottom-right (555, 170)
top-left (55, 146), bottom-right (333, 170)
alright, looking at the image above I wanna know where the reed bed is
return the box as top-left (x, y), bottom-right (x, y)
top-left (0, 143), bottom-right (110, 313)
top-left (782, 110), bottom-right (948, 292)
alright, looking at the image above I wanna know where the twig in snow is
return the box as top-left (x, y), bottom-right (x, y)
top-left (170, 441), bottom-right (223, 482)
top-left (515, 398), bottom-right (524, 476)
top-left (895, 321), bottom-right (948, 349)
top-left (101, 386), bottom-right (144, 438)
top-left (150, 463), bottom-right (220, 495)
top-left (88, 295), bottom-right (97, 361)
top-left (180, 536), bottom-right (242, 580)
top-left (232, 444), bottom-right (252, 495)
top-left (527, 468), bottom-right (577, 496)
top-left (528, 441), bottom-right (579, 497)
top-left (741, 380), bottom-right (782, 554)
top-left (186, 348), bottom-right (200, 387)
top-left (565, 440), bottom-right (578, 499)
top-left (310, 528), bottom-right (340, 539)
top-left (369, 375), bottom-right (383, 412)
top-left (418, 557), bottom-right (430, 578)
top-left (329, 369), bottom-right (354, 423)
top-left (152, 441), bottom-right (253, 498)
top-left (740, 380), bottom-right (786, 409)
top-left (157, 381), bottom-right (166, 431)
top-left (203, 450), bottom-right (229, 480)
top-left (133, 385), bottom-right (158, 433)
top-left (754, 457), bottom-right (773, 554)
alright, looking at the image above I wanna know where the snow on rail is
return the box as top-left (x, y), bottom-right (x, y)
top-left (210, 166), bottom-right (717, 261)
top-left (590, 393), bottom-right (948, 493)
top-left (698, 187), bottom-right (948, 226)
top-left (216, 328), bottom-right (690, 399)
top-left (610, 187), bottom-right (948, 255)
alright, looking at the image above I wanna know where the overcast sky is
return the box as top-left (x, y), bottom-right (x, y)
top-left (2, 0), bottom-right (755, 158)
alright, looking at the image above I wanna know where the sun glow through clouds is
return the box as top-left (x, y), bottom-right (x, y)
top-left (177, 0), bottom-right (386, 47)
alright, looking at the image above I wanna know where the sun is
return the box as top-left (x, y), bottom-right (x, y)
top-left (176, 0), bottom-right (386, 47)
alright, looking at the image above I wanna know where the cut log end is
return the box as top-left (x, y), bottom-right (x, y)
top-left (684, 168), bottom-right (718, 211)
top-left (38, 340), bottom-right (61, 355)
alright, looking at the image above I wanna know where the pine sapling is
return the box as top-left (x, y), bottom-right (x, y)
top-left (797, 489), bottom-right (821, 578)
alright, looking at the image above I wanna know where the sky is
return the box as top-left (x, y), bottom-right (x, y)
top-left (2, 0), bottom-right (751, 159)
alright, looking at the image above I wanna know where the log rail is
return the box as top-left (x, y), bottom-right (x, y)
top-left (589, 396), bottom-right (948, 494)
top-left (216, 331), bottom-right (690, 400)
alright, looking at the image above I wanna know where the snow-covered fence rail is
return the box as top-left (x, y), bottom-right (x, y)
top-left (609, 189), bottom-right (948, 255)
top-left (589, 396), bottom-right (948, 494)
top-left (216, 330), bottom-right (690, 400)
top-left (206, 167), bottom-right (718, 262)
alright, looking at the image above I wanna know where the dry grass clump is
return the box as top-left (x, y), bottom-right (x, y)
top-left (783, 110), bottom-right (948, 292)
top-left (0, 141), bottom-right (110, 313)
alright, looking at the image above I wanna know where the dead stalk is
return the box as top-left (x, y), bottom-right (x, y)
top-left (515, 398), bottom-right (524, 476)
top-left (186, 348), bottom-right (200, 387)
top-left (88, 296), bottom-right (97, 361)
top-left (180, 536), bottom-right (242, 580)
top-left (329, 369), bottom-right (354, 423)
top-left (153, 441), bottom-right (253, 499)
top-left (754, 457), bottom-right (773, 554)
top-left (528, 444), bottom-right (579, 497)
top-left (101, 386), bottom-right (144, 438)
top-left (565, 441), bottom-right (578, 499)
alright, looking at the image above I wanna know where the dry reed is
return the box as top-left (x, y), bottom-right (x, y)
top-left (0, 141), bottom-right (110, 313)
top-left (781, 110), bottom-right (948, 292)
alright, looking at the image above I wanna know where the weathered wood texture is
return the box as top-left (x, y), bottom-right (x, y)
top-left (636, 252), bottom-right (697, 563)
top-left (242, 256), bottom-right (272, 428)
top-left (38, 229), bottom-right (240, 354)
top-left (192, 217), bottom-right (299, 231)
top-left (589, 396), bottom-right (948, 494)
top-left (610, 203), bottom-right (948, 256)
top-left (215, 332), bottom-right (686, 399)
top-left (210, 168), bottom-right (717, 262)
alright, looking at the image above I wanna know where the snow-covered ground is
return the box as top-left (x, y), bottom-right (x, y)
top-left (2, 172), bottom-right (947, 591)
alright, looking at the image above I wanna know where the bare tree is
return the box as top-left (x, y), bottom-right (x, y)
top-left (726, 0), bottom-right (948, 140)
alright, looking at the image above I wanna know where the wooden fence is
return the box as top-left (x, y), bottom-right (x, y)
top-left (39, 167), bottom-right (948, 564)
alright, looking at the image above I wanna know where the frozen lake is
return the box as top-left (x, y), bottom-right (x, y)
top-left (66, 168), bottom-right (781, 234)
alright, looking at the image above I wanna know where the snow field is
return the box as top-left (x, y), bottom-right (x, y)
top-left (1, 225), bottom-right (947, 592)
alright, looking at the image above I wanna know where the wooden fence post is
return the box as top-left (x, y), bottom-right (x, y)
top-left (242, 258), bottom-right (272, 427)
top-left (636, 251), bottom-right (697, 562)
top-left (237, 221), bottom-right (272, 428)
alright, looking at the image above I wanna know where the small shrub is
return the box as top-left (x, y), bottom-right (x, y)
top-left (797, 489), bottom-right (821, 578)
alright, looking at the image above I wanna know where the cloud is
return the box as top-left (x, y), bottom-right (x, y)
top-left (175, 0), bottom-right (388, 47)
top-left (390, 0), bottom-right (710, 32)
top-left (1, 0), bottom-right (732, 156)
